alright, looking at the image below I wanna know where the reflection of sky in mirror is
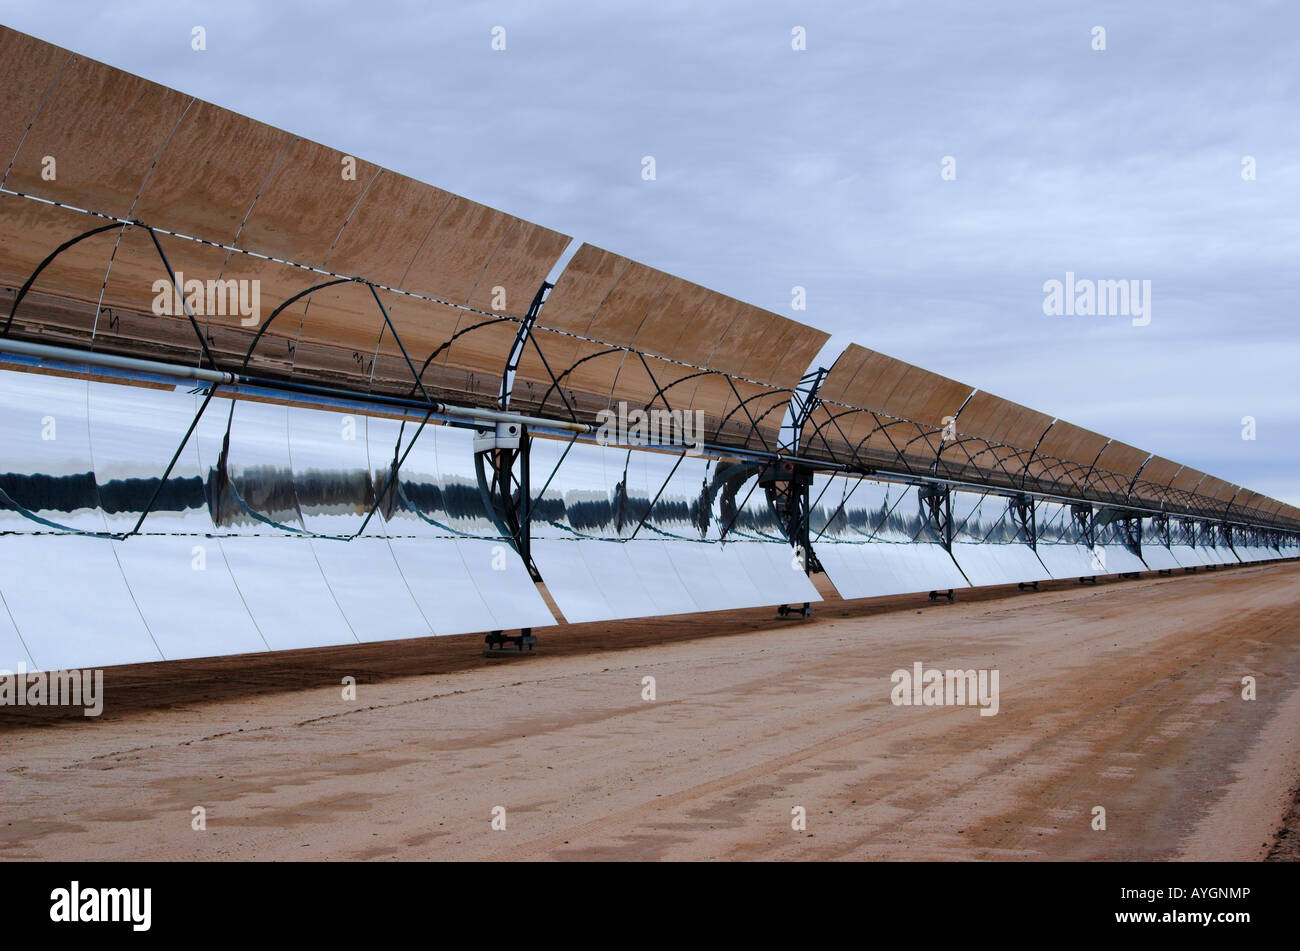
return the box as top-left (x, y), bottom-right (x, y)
top-left (810, 475), bottom-right (923, 543)
top-left (0, 371), bottom-right (105, 533)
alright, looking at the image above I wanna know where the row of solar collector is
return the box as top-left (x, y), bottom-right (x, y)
top-left (0, 26), bottom-right (1295, 538)
top-left (1, 25), bottom-right (1296, 675)
top-left (0, 366), bottom-right (1292, 673)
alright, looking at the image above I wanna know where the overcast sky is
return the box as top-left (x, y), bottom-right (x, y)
top-left (4, 0), bottom-right (1297, 504)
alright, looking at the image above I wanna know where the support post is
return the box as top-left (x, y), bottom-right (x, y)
top-left (1117, 511), bottom-right (1143, 579)
top-left (920, 483), bottom-right (954, 550)
top-left (1180, 517), bottom-right (1199, 571)
top-left (1201, 519), bottom-right (1220, 569)
top-left (1072, 502), bottom-right (1099, 583)
top-left (1153, 512), bottom-right (1173, 574)
top-left (767, 368), bottom-right (828, 618)
top-left (1011, 495), bottom-right (1040, 590)
top-left (1153, 512), bottom-right (1171, 548)
top-left (474, 280), bottom-right (554, 654)
top-left (761, 458), bottom-right (817, 618)
top-left (919, 483), bottom-right (956, 601)
top-left (1011, 494), bottom-right (1037, 550)
top-left (474, 421), bottom-right (539, 654)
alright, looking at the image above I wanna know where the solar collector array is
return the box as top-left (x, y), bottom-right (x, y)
top-left (1, 24), bottom-right (1297, 673)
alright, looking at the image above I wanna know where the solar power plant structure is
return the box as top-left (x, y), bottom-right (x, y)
top-left (1, 25), bottom-right (1297, 672)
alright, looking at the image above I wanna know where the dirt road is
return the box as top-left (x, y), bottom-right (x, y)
top-left (2, 563), bottom-right (1298, 860)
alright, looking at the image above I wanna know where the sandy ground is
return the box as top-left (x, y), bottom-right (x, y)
top-left (1, 562), bottom-right (1298, 861)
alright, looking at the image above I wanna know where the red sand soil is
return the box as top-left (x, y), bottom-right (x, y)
top-left (2, 562), bottom-right (1298, 860)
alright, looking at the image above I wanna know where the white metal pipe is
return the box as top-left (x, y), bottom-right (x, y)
top-left (0, 336), bottom-right (591, 433)
top-left (0, 337), bottom-right (234, 383)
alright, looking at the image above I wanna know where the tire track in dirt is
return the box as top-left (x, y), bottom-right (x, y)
top-left (0, 562), bottom-right (1296, 860)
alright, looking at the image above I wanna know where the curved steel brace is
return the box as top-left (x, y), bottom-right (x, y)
top-left (783, 367), bottom-right (827, 454)
top-left (237, 277), bottom-right (355, 372)
top-left (799, 404), bottom-right (882, 465)
top-left (499, 281), bottom-right (551, 411)
top-left (855, 414), bottom-right (924, 475)
top-left (1124, 453), bottom-right (1154, 501)
top-left (1019, 419), bottom-right (1058, 491)
top-left (696, 378), bottom-right (792, 453)
top-left (952, 443), bottom-right (1036, 491)
top-left (932, 434), bottom-right (1008, 477)
top-left (535, 346), bottom-right (624, 417)
top-left (931, 387), bottom-right (977, 474)
top-left (717, 390), bottom-right (794, 443)
top-left (404, 315), bottom-right (515, 395)
top-left (535, 340), bottom-right (794, 453)
top-left (801, 409), bottom-right (917, 474)
top-left (2, 221), bottom-right (124, 336)
top-left (1079, 440), bottom-right (1112, 495)
top-left (1030, 456), bottom-right (1082, 492)
top-left (146, 227), bottom-right (222, 372)
top-left (221, 277), bottom-right (446, 536)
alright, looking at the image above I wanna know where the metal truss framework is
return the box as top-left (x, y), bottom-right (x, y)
top-left (4, 202), bottom-right (1297, 594)
top-left (802, 400), bottom-right (1294, 528)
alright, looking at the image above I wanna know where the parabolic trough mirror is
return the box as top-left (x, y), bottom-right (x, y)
top-left (0, 364), bottom-right (825, 671)
top-left (528, 436), bottom-right (819, 624)
top-left (808, 474), bottom-right (968, 599)
top-left (947, 489), bottom-right (1055, 588)
top-left (0, 365), bottom-right (554, 671)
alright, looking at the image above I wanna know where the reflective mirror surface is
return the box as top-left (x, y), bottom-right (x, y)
top-left (0, 366), bottom-right (553, 670)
